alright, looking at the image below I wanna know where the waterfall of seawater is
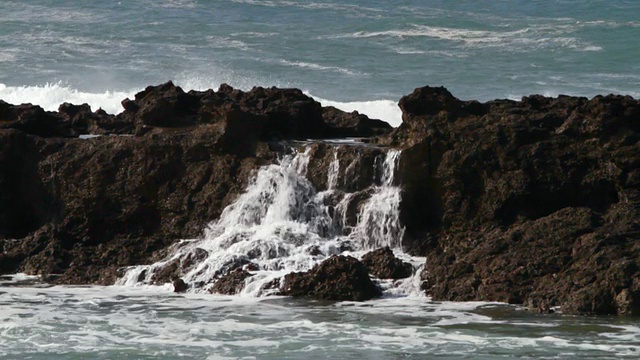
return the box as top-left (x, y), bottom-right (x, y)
top-left (118, 145), bottom-right (423, 297)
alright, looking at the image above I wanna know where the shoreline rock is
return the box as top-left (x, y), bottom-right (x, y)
top-left (0, 82), bottom-right (391, 285)
top-left (1, 81), bottom-right (639, 316)
top-left (390, 86), bottom-right (640, 316)
top-left (361, 247), bottom-right (413, 279)
top-left (282, 255), bottom-right (382, 301)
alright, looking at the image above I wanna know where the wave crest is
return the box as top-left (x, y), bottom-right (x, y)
top-left (0, 82), bottom-right (134, 114)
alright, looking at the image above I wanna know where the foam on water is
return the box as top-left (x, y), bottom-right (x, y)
top-left (278, 60), bottom-right (364, 76)
top-left (1, 285), bottom-right (639, 359)
top-left (335, 23), bottom-right (603, 52)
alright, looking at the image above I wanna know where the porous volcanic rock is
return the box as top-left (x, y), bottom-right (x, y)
top-left (0, 82), bottom-right (391, 285)
top-left (361, 247), bottom-right (413, 279)
top-left (210, 268), bottom-right (252, 295)
top-left (386, 85), bottom-right (640, 315)
top-left (282, 255), bottom-right (382, 301)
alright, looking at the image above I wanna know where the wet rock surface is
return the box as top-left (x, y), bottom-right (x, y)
top-left (0, 82), bottom-right (390, 285)
top-left (2, 81), bottom-right (640, 316)
top-left (282, 255), bottom-right (382, 301)
top-left (388, 86), bottom-right (640, 315)
top-left (210, 269), bottom-right (252, 295)
top-left (362, 247), bottom-right (413, 279)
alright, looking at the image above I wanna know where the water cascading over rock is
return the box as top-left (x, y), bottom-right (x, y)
top-left (117, 143), bottom-right (409, 296)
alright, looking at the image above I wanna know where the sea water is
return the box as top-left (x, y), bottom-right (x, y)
top-left (2, 1), bottom-right (640, 358)
top-left (1, 1), bottom-right (640, 125)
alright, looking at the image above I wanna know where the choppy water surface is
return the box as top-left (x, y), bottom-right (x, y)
top-left (1, 1), bottom-right (639, 125)
top-left (2, 1), bottom-right (640, 358)
top-left (1, 279), bottom-right (639, 360)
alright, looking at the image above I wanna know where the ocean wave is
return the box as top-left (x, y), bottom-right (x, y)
top-left (152, 0), bottom-right (198, 9)
top-left (390, 47), bottom-right (466, 57)
top-left (0, 81), bottom-right (403, 127)
top-left (0, 52), bottom-right (17, 62)
top-left (0, 2), bottom-right (103, 24)
top-left (230, 31), bottom-right (279, 38)
top-left (1, 285), bottom-right (638, 358)
top-left (230, 0), bottom-right (383, 13)
top-left (205, 36), bottom-right (252, 51)
top-left (332, 24), bottom-right (603, 52)
top-left (0, 82), bottom-right (134, 114)
top-left (278, 60), bottom-right (363, 76)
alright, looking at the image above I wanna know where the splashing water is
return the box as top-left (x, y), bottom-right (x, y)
top-left (118, 145), bottom-right (417, 296)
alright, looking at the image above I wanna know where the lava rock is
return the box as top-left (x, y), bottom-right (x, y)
top-left (211, 268), bottom-right (252, 295)
top-left (282, 255), bottom-right (382, 301)
top-left (173, 278), bottom-right (189, 293)
top-left (361, 247), bottom-right (413, 279)
top-left (0, 81), bottom-right (393, 285)
top-left (385, 85), bottom-right (640, 315)
top-left (323, 106), bottom-right (392, 137)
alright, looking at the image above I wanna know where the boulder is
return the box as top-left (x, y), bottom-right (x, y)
top-left (361, 247), bottom-right (413, 279)
top-left (282, 255), bottom-right (382, 301)
top-left (173, 278), bottom-right (189, 293)
top-left (323, 106), bottom-right (392, 137)
top-left (210, 268), bottom-right (252, 295)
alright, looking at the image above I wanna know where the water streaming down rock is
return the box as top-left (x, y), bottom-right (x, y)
top-left (118, 144), bottom-right (412, 296)
top-left (326, 148), bottom-right (340, 190)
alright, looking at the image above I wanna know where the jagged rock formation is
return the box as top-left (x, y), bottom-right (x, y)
top-left (2, 81), bottom-right (639, 315)
top-left (389, 86), bottom-right (640, 315)
top-left (0, 82), bottom-right (391, 285)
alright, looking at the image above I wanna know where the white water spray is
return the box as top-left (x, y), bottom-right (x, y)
top-left (118, 145), bottom-right (415, 296)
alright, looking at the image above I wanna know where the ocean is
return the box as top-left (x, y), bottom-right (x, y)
top-left (1, 1), bottom-right (640, 358)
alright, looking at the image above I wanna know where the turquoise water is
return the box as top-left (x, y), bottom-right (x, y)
top-left (1, 0), bottom-right (639, 125)
top-left (1, 1), bottom-right (640, 358)
top-left (1, 280), bottom-right (639, 359)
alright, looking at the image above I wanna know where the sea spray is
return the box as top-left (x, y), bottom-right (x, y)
top-left (118, 145), bottom-right (415, 296)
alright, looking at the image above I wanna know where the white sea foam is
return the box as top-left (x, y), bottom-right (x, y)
top-left (205, 35), bottom-right (252, 51)
top-left (278, 59), bottom-right (363, 76)
top-left (0, 82), bottom-right (134, 114)
top-left (229, 0), bottom-right (385, 18)
top-left (333, 24), bottom-right (603, 52)
top-left (2, 282), bottom-right (639, 358)
top-left (0, 80), bottom-right (403, 129)
top-left (311, 95), bottom-right (403, 127)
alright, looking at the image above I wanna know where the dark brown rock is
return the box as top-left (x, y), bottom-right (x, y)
top-left (0, 82), bottom-right (392, 284)
top-left (211, 268), bottom-right (252, 295)
top-left (361, 247), bottom-right (413, 279)
top-left (173, 278), bottom-right (189, 293)
top-left (323, 106), bottom-right (392, 138)
top-left (282, 255), bottom-right (382, 301)
top-left (385, 86), bottom-right (640, 315)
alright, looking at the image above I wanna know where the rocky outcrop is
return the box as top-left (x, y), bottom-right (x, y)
top-left (389, 86), bottom-right (640, 315)
top-left (282, 255), bottom-right (382, 301)
top-left (3, 80), bottom-right (640, 316)
top-left (0, 82), bottom-right (391, 285)
top-left (362, 247), bottom-right (413, 279)
top-left (323, 106), bottom-right (392, 138)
